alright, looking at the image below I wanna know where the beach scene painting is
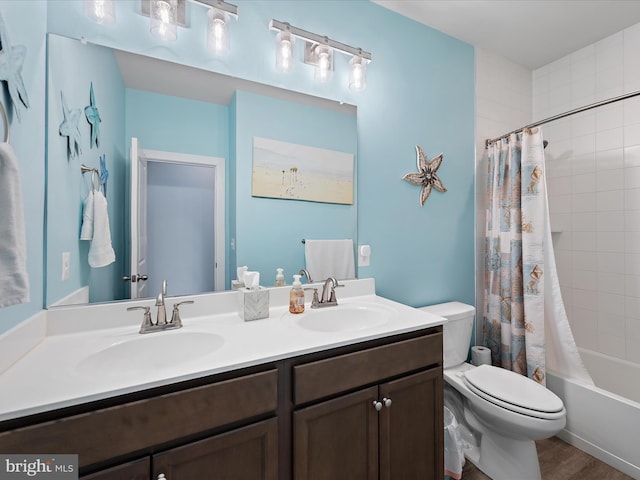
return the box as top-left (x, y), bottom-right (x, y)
top-left (252, 136), bottom-right (354, 205)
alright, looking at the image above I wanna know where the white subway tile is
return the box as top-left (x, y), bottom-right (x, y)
top-left (571, 173), bottom-right (596, 194)
top-left (626, 211), bottom-right (640, 231)
top-left (553, 230), bottom-right (572, 251)
top-left (626, 231), bottom-right (640, 254)
top-left (549, 176), bottom-right (571, 196)
top-left (573, 288), bottom-right (598, 310)
top-left (596, 190), bottom-right (624, 211)
top-left (596, 128), bottom-right (624, 152)
top-left (625, 274), bottom-right (640, 297)
top-left (571, 112), bottom-right (596, 137)
top-left (595, 148), bottom-right (624, 170)
top-left (571, 152), bottom-right (596, 174)
top-left (623, 96), bottom-right (640, 126)
top-left (596, 103), bottom-right (624, 131)
top-left (573, 251), bottom-right (597, 271)
top-left (571, 307), bottom-right (598, 350)
top-left (624, 123), bottom-right (640, 147)
top-left (597, 333), bottom-right (626, 359)
top-left (597, 252), bottom-right (625, 274)
top-left (597, 168), bottom-right (624, 191)
top-left (572, 212), bottom-right (597, 231)
top-left (573, 268), bottom-right (597, 290)
top-left (550, 194), bottom-right (572, 214)
top-left (597, 312), bottom-right (626, 338)
top-left (597, 272), bottom-right (626, 293)
top-left (573, 192), bottom-right (597, 212)
top-left (597, 291), bottom-right (626, 316)
top-left (624, 145), bottom-right (640, 168)
top-left (624, 188), bottom-right (640, 210)
top-left (626, 315), bottom-right (640, 338)
top-left (625, 253), bottom-right (640, 275)
top-left (596, 211), bottom-right (624, 231)
top-left (572, 133), bottom-right (596, 156)
top-left (597, 231), bottom-right (625, 252)
top-left (551, 212), bottom-right (571, 231)
top-left (625, 297), bottom-right (640, 319)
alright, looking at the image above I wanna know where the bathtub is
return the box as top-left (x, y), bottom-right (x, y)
top-left (546, 348), bottom-right (640, 479)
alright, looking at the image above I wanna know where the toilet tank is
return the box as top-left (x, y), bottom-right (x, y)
top-left (419, 302), bottom-right (475, 369)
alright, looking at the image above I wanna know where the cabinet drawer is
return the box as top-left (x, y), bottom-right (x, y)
top-left (294, 332), bottom-right (442, 405)
top-left (0, 369), bottom-right (277, 468)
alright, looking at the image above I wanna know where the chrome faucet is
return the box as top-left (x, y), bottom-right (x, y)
top-left (127, 280), bottom-right (194, 334)
top-left (155, 279), bottom-right (168, 325)
top-left (299, 269), bottom-right (313, 284)
top-left (309, 277), bottom-right (342, 308)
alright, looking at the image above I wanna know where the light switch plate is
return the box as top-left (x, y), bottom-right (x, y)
top-left (61, 252), bottom-right (70, 281)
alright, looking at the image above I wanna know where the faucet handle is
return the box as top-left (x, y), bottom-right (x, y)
top-left (304, 287), bottom-right (320, 308)
top-left (127, 306), bottom-right (154, 331)
top-left (170, 300), bottom-right (194, 328)
top-left (162, 279), bottom-right (168, 296)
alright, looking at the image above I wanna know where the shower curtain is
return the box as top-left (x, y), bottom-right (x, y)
top-left (483, 128), bottom-right (592, 386)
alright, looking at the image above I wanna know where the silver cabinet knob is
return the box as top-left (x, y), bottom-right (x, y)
top-left (157, 474), bottom-right (167, 480)
top-left (373, 400), bottom-right (383, 411)
top-left (383, 397), bottom-right (392, 408)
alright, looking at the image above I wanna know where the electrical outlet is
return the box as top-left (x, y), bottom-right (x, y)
top-left (61, 252), bottom-right (70, 281)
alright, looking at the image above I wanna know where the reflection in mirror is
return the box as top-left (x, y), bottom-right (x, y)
top-left (45, 34), bottom-right (358, 307)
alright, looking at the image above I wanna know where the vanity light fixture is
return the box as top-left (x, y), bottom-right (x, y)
top-left (150, 0), bottom-right (178, 41)
top-left (275, 28), bottom-right (295, 73)
top-left (193, 0), bottom-right (238, 57)
top-left (83, 0), bottom-right (116, 25)
top-left (269, 20), bottom-right (372, 90)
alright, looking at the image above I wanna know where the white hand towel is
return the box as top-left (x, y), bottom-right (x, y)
top-left (304, 239), bottom-right (355, 282)
top-left (79, 190), bottom-right (94, 240)
top-left (88, 190), bottom-right (115, 268)
top-left (0, 143), bottom-right (30, 307)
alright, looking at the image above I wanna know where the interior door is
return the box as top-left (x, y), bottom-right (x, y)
top-left (129, 137), bottom-right (148, 299)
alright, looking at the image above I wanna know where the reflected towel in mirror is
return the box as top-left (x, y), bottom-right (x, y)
top-left (304, 239), bottom-right (355, 282)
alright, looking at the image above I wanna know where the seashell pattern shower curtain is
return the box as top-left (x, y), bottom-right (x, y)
top-left (483, 128), bottom-right (592, 385)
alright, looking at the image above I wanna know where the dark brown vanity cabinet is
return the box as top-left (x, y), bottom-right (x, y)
top-left (0, 327), bottom-right (443, 480)
top-left (292, 331), bottom-right (444, 480)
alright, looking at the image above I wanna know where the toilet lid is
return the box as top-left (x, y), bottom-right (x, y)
top-left (463, 365), bottom-right (565, 418)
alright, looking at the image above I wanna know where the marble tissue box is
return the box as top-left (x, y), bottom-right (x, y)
top-left (238, 287), bottom-right (270, 321)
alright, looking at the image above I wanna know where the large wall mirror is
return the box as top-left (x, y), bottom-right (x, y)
top-left (45, 33), bottom-right (358, 307)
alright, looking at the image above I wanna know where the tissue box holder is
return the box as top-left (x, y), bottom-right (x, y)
top-left (238, 287), bottom-right (269, 321)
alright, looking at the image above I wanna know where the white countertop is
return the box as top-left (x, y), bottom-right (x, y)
top-left (0, 279), bottom-right (445, 422)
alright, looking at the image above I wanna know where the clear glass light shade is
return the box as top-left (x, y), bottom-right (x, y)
top-left (276, 31), bottom-right (295, 73)
top-left (349, 56), bottom-right (367, 91)
top-left (150, 0), bottom-right (177, 42)
top-left (208, 9), bottom-right (230, 56)
top-left (83, 0), bottom-right (116, 25)
top-left (314, 45), bottom-right (332, 83)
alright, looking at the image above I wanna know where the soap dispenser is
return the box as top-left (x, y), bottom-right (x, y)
top-left (275, 268), bottom-right (285, 287)
top-left (289, 274), bottom-right (305, 314)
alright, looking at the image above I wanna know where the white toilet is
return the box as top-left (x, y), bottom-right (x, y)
top-left (421, 302), bottom-right (566, 480)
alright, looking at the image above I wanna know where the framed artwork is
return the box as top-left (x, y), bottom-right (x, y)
top-left (252, 136), bottom-right (354, 205)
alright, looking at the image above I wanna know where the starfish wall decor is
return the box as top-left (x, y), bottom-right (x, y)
top-left (84, 82), bottom-right (101, 148)
top-left (402, 145), bottom-right (447, 206)
top-left (0, 10), bottom-right (29, 121)
top-left (59, 91), bottom-right (82, 158)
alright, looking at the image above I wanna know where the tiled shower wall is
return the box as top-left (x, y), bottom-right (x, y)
top-left (534, 22), bottom-right (640, 364)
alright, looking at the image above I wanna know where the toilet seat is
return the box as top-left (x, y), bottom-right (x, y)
top-left (463, 365), bottom-right (565, 420)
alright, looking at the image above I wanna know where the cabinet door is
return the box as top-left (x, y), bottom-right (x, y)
top-left (294, 386), bottom-right (378, 480)
top-left (379, 369), bottom-right (444, 480)
top-left (152, 418), bottom-right (277, 480)
top-left (81, 457), bottom-right (149, 480)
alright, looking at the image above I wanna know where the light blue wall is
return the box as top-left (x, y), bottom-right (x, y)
top-left (233, 90), bottom-right (357, 286)
top-left (45, 34), bottom-right (126, 305)
top-left (0, 0), bottom-right (475, 334)
top-left (0, 2), bottom-right (47, 333)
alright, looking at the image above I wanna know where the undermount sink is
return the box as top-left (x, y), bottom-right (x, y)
top-left (291, 303), bottom-right (397, 332)
top-left (77, 331), bottom-right (224, 376)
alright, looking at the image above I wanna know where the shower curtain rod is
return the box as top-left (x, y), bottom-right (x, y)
top-left (485, 88), bottom-right (640, 148)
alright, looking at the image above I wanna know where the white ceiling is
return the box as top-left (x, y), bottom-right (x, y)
top-left (372, 1), bottom-right (640, 70)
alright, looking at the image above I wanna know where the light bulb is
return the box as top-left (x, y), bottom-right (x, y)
top-left (83, 0), bottom-right (115, 25)
top-left (208, 8), bottom-right (230, 56)
top-left (314, 45), bottom-right (332, 83)
top-left (276, 31), bottom-right (294, 73)
top-left (349, 56), bottom-right (367, 91)
top-left (150, 0), bottom-right (177, 42)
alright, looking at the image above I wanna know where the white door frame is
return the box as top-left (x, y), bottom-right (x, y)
top-left (136, 145), bottom-right (226, 292)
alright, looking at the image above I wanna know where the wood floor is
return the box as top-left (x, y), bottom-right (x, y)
top-left (460, 436), bottom-right (634, 480)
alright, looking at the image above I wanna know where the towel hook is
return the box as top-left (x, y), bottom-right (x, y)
top-left (0, 101), bottom-right (9, 144)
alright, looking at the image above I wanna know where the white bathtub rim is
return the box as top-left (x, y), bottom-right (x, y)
top-left (547, 366), bottom-right (640, 410)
